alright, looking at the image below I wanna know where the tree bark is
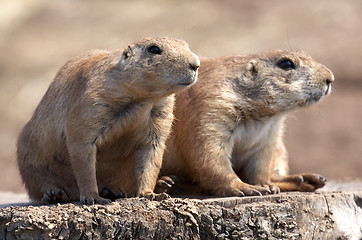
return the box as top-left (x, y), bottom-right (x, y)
top-left (0, 185), bottom-right (361, 240)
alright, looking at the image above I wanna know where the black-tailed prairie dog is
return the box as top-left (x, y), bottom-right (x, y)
top-left (159, 50), bottom-right (333, 197)
top-left (17, 37), bottom-right (200, 204)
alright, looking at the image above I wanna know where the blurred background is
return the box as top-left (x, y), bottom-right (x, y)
top-left (0, 0), bottom-right (361, 194)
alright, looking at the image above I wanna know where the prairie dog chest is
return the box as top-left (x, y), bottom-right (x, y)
top-left (233, 120), bottom-right (273, 149)
top-left (98, 96), bottom-right (173, 149)
top-left (96, 101), bottom-right (157, 161)
top-left (96, 101), bottom-right (154, 145)
top-left (231, 116), bottom-right (284, 163)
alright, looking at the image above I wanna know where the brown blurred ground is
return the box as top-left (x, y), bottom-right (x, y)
top-left (0, 0), bottom-right (361, 193)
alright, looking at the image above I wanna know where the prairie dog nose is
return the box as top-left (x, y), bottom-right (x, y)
top-left (324, 70), bottom-right (334, 95)
top-left (323, 67), bottom-right (334, 84)
top-left (326, 72), bottom-right (334, 84)
top-left (189, 54), bottom-right (200, 71)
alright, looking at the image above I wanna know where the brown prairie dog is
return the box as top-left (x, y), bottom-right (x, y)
top-left (159, 50), bottom-right (333, 197)
top-left (17, 37), bottom-right (200, 204)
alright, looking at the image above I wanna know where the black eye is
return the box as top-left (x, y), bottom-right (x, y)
top-left (148, 45), bottom-right (162, 54)
top-left (277, 58), bottom-right (295, 70)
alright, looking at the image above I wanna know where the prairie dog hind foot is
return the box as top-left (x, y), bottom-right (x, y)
top-left (272, 173), bottom-right (327, 192)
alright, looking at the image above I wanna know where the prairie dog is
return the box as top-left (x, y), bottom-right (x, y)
top-left (17, 37), bottom-right (200, 204)
top-left (159, 50), bottom-right (333, 197)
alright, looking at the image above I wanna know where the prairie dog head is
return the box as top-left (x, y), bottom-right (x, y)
top-left (114, 37), bottom-right (199, 98)
top-left (240, 50), bottom-right (334, 113)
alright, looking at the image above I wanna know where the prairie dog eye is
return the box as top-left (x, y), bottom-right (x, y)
top-left (277, 58), bottom-right (295, 70)
top-left (148, 45), bottom-right (162, 54)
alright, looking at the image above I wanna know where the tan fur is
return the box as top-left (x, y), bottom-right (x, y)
top-left (160, 50), bottom-right (333, 197)
top-left (17, 37), bottom-right (200, 204)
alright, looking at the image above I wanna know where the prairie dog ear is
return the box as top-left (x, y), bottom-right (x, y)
top-left (245, 60), bottom-right (258, 79)
top-left (122, 46), bottom-right (133, 60)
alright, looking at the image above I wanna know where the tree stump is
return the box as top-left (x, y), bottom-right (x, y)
top-left (0, 182), bottom-right (361, 240)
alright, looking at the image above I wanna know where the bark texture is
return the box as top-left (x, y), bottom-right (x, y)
top-left (0, 190), bottom-right (361, 240)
